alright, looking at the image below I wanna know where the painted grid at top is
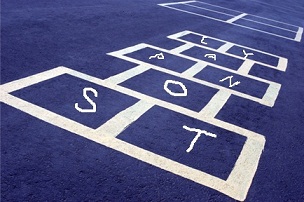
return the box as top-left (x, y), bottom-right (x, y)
top-left (159, 1), bottom-right (303, 42)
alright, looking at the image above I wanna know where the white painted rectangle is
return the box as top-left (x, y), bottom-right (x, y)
top-left (226, 13), bottom-right (247, 23)
top-left (295, 27), bottom-right (303, 42)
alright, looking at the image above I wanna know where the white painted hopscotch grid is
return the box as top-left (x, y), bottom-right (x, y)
top-left (159, 1), bottom-right (303, 42)
top-left (0, 66), bottom-right (265, 201)
top-left (0, 30), bottom-right (288, 201)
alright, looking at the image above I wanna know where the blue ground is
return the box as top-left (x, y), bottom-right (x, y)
top-left (1, 0), bottom-right (304, 201)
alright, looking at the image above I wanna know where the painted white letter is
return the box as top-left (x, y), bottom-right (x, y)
top-left (75, 87), bottom-right (98, 113)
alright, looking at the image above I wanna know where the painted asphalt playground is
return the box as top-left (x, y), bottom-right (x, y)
top-left (1, 0), bottom-right (304, 201)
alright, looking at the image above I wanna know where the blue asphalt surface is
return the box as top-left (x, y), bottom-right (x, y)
top-left (1, 0), bottom-right (304, 201)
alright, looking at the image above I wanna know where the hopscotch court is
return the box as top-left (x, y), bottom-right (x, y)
top-left (0, 28), bottom-right (289, 200)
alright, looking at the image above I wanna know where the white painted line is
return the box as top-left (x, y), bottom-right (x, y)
top-left (185, 3), bottom-right (235, 17)
top-left (242, 17), bottom-right (297, 33)
top-left (295, 27), bottom-right (303, 42)
top-left (104, 65), bottom-right (150, 85)
top-left (195, 0), bottom-right (243, 14)
top-left (226, 13), bottom-right (247, 23)
top-left (262, 83), bottom-right (281, 107)
top-left (159, 4), bottom-right (228, 23)
top-left (170, 43), bottom-right (195, 54)
top-left (246, 11), bottom-right (300, 28)
top-left (158, 0), bottom-right (196, 6)
top-left (198, 90), bottom-right (231, 118)
top-left (108, 43), bottom-right (147, 56)
top-left (181, 62), bottom-right (208, 77)
top-left (94, 100), bottom-right (154, 138)
top-left (167, 30), bottom-right (192, 39)
top-left (159, 4), bottom-right (227, 24)
top-left (0, 66), bottom-right (70, 93)
top-left (238, 59), bottom-right (255, 75)
top-left (277, 57), bottom-right (288, 72)
top-left (208, 117), bottom-right (265, 142)
top-left (226, 137), bottom-right (265, 201)
top-left (217, 42), bottom-right (234, 53)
